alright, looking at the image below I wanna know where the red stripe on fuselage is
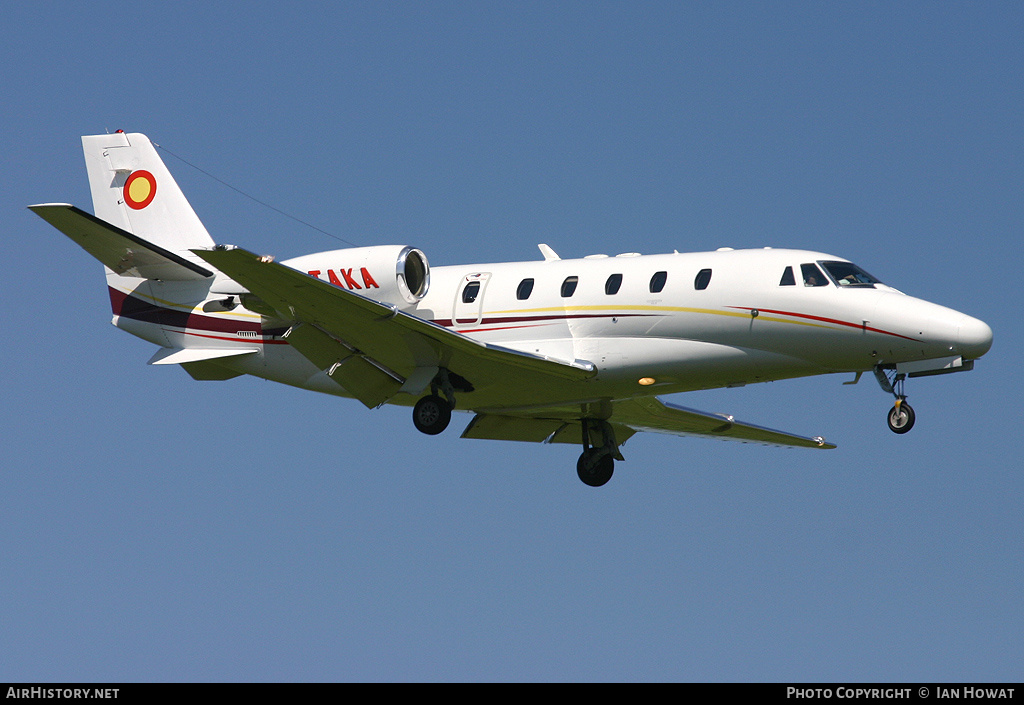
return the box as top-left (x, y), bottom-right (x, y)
top-left (727, 306), bottom-right (919, 341)
top-left (431, 312), bottom-right (654, 328)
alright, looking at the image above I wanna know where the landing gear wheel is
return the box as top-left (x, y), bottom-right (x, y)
top-left (413, 395), bottom-right (452, 435)
top-left (887, 401), bottom-right (916, 434)
top-left (577, 449), bottom-right (614, 487)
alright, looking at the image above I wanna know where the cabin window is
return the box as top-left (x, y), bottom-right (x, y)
top-left (649, 271), bottom-right (668, 293)
top-left (516, 278), bottom-right (535, 300)
top-left (462, 281), bottom-right (481, 303)
top-left (605, 273), bottom-right (622, 295)
top-left (801, 263), bottom-right (828, 287)
top-left (560, 276), bottom-right (579, 298)
top-left (780, 266), bottom-right (796, 286)
top-left (694, 268), bottom-right (712, 290)
top-left (819, 261), bottom-right (882, 287)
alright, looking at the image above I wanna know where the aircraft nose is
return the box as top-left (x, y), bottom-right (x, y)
top-left (958, 314), bottom-right (993, 359)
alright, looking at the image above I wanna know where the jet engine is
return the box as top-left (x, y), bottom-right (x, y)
top-left (281, 245), bottom-right (430, 306)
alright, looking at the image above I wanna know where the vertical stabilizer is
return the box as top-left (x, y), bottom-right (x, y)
top-left (82, 132), bottom-right (216, 255)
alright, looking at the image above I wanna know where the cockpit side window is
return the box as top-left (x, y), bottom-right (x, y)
top-left (801, 263), bottom-right (829, 287)
top-left (780, 266), bottom-right (796, 286)
top-left (820, 261), bottom-right (882, 287)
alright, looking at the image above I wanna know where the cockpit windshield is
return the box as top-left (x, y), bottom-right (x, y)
top-left (819, 261), bottom-right (882, 287)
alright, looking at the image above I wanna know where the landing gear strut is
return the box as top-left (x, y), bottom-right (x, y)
top-left (576, 418), bottom-right (621, 487)
top-left (875, 366), bottom-right (916, 435)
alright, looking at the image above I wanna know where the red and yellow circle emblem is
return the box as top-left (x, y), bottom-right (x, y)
top-left (123, 170), bottom-right (157, 210)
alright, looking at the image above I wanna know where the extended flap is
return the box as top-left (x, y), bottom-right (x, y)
top-left (283, 323), bottom-right (402, 408)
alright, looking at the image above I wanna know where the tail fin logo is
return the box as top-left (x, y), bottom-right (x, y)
top-left (123, 170), bottom-right (157, 210)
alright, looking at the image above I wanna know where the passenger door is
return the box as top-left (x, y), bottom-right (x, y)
top-left (452, 272), bottom-right (491, 329)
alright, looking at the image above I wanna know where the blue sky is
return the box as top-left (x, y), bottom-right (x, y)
top-left (2, 2), bottom-right (1021, 681)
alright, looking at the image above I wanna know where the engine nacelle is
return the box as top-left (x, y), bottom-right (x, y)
top-left (281, 245), bottom-right (430, 306)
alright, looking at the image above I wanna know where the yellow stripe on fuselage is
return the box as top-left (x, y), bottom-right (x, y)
top-left (483, 304), bottom-right (835, 329)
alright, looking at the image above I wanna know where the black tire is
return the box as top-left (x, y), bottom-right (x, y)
top-left (413, 395), bottom-right (452, 435)
top-left (887, 402), bottom-right (916, 434)
top-left (577, 449), bottom-right (614, 487)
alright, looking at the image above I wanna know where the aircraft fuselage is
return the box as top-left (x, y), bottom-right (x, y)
top-left (260, 246), bottom-right (990, 405)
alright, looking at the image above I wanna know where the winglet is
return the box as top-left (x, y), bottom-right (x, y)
top-left (537, 244), bottom-right (560, 261)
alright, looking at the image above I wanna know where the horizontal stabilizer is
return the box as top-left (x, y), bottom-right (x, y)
top-left (148, 347), bottom-right (258, 365)
top-left (29, 204), bottom-right (213, 281)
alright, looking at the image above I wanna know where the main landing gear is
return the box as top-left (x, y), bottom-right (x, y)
top-left (413, 394), bottom-right (452, 435)
top-left (412, 368), bottom-right (462, 436)
top-left (577, 418), bottom-right (623, 487)
top-left (577, 448), bottom-right (614, 487)
top-left (874, 366), bottom-right (916, 435)
top-left (411, 369), bottom-right (624, 488)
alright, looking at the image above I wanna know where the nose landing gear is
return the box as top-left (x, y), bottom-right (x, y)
top-left (886, 397), bottom-right (916, 434)
top-left (874, 366), bottom-right (916, 434)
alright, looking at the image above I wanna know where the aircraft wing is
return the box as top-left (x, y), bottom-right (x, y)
top-left (463, 396), bottom-right (835, 450)
top-left (193, 246), bottom-right (596, 408)
top-left (609, 396), bottom-right (835, 448)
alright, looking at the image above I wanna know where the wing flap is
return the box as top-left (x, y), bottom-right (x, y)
top-left (30, 204), bottom-right (213, 280)
top-left (461, 413), bottom-right (638, 447)
top-left (461, 414), bottom-right (568, 443)
top-left (283, 323), bottom-right (402, 408)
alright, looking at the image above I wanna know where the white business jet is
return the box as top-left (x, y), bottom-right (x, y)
top-left (30, 132), bottom-right (992, 486)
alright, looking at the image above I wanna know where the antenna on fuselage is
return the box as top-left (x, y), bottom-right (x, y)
top-left (538, 243), bottom-right (561, 261)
